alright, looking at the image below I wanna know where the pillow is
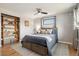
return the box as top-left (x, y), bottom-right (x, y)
top-left (40, 29), bottom-right (52, 34)
top-left (47, 29), bottom-right (53, 34)
top-left (40, 29), bottom-right (46, 34)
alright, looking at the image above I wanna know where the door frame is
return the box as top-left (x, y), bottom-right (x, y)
top-left (1, 13), bottom-right (20, 47)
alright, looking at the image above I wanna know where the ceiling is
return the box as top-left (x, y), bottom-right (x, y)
top-left (0, 3), bottom-right (76, 19)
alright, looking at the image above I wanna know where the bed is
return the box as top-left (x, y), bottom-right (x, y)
top-left (21, 28), bottom-right (58, 56)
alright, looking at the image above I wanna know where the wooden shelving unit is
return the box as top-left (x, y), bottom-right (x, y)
top-left (1, 13), bottom-right (20, 46)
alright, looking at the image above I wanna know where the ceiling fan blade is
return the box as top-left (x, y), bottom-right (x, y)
top-left (41, 12), bottom-right (48, 14)
top-left (34, 12), bottom-right (39, 15)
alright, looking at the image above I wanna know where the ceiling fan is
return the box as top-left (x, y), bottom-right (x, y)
top-left (34, 8), bottom-right (48, 15)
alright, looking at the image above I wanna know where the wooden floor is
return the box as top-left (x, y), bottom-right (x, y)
top-left (0, 44), bottom-right (21, 56)
top-left (68, 45), bottom-right (77, 56)
top-left (0, 43), bottom-right (77, 56)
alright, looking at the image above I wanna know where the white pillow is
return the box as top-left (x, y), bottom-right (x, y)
top-left (47, 29), bottom-right (53, 34)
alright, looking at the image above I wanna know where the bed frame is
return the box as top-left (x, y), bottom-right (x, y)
top-left (22, 42), bottom-right (48, 56)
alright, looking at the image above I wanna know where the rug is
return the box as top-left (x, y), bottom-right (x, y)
top-left (11, 43), bottom-right (69, 56)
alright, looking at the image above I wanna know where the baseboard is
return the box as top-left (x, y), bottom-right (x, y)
top-left (58, 41), bottom-right (72, 45)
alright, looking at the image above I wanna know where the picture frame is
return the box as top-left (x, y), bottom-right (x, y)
top-left (41, 16), bottom-right (56, 28)
top-left (25, 20), bottom-right (29, 26)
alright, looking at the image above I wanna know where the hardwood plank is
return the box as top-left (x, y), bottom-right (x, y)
top-left (68, 45), bottom-right (77, 56)
top-left (0, 45), bottom-right (21, 56)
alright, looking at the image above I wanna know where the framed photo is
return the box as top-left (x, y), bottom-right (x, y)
top-left (41, 16), bottom-right (56, 28)
top-left (25, 20), bottom-right (29, 26)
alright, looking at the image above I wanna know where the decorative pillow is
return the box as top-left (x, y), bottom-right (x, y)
top-left (47, 29), bottom-right (53, 34)
top-left (40, 29), bottom-right (46, 34)
top-left (40, 29), bottom-right (52, 34)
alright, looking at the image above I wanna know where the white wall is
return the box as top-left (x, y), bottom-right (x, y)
top-left (33, 18), bottom-right (41, 31)
top-left (20, 16), bottom-right (34, 40)
top-left (56, 12), bottom-right (74, 44)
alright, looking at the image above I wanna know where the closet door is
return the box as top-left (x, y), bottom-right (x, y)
top-left (77, 29), bottom-right (79, 55)
top-left (73, 28), bottom-right (78, 49)
top-left (1, 13), bottom-right (20, 46)
top-left (14, 17), bottom-right (20, 42)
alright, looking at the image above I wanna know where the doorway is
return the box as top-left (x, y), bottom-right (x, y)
top-left (1, 13), bottom-right (20, 46)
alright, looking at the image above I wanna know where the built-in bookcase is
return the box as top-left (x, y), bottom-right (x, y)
top-left (1, 13), bottom-right (20, 46)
